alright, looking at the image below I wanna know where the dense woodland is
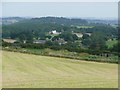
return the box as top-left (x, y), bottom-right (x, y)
top-left (2, 17), bottom-right (119, 63)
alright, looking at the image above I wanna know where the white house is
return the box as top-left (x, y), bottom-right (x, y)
top-left (49, 30), bottom-right (61, 35)
top-left (52, 30), bottom-right (57, 34)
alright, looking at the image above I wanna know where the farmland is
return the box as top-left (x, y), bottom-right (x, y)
top-left (106, 39), bottom-right (117, 48)
top-left (76, 25), bottom-right (94, 29)
top-left (2, 51), bottom-right (118, 88)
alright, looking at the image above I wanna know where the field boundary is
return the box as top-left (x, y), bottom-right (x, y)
top-left (2, 49), bottom-right (118, 64)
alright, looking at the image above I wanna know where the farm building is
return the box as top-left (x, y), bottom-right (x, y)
top-left (49, 30), bottom-right (61, 35)
top-left (54, 38), bottom-right (67, 45)
top-left (33, 40), bottom-right (46, 44)
top-left (3, 39), bottom-right (17, 43)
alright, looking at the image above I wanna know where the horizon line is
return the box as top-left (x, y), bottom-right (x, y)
top-left (1, 16), bottom-right (118, 19)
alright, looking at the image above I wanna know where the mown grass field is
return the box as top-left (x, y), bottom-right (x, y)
top-left (2, 51), bottom-right (118, 88)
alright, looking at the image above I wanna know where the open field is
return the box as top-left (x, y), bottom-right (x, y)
top-left (2, 51), bottom-right (118, 88)
top-left (106, 39), bottom-right (117, 48)
top-left (76, 25), bottom-right (94, 28)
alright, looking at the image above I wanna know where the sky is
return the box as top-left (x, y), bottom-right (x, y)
top-left (1, 0), bottom-right (119, 2)
top-left (2, 2), bottom-right (118, 18)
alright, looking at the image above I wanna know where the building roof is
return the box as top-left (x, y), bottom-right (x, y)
top-left (33, 40), bottom-right (46, 44)
top-left (3, 39), bottom-right (17, 43)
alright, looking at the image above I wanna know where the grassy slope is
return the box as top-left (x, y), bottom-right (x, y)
top-left (2, 51), bottom-right (118, 88)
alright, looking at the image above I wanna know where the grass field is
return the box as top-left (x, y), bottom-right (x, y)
top-left (2, 51), bottom-right (118, 88)
top-left (106, 39), bottom-right (117, 48)
top-left (76, 26), bottom-right (94, 29)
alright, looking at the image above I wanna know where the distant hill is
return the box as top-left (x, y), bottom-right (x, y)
top-left (86, 19), bottom-right (117, 25)
top-left (29, 17), bottom-right (88, 25)
top-left (2, 17), bottom-right (88, 38)
top-left (1, 17), bottom-right (29, 25)
top-left (2, 17), bottom-right (117, 41)
top-left (1, 17), bottom-right (87, 25)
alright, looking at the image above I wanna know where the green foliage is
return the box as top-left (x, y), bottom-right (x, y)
top-left (106, 39), bottom-right (117, 48)
top-left (64, 42), bottom-right (82, 52)
top-left (59, 32), bottom-right (79, 42)
top-left (82, 33), bottom-right (90, 39)
top-left (79, 25), bottom-right (118, 39)
top-left (110, 41), bottom-right (120, 56)
top-left (82, 32), bottom-right (107, 50)
top-left (2, 17), bottom-right (118, 58)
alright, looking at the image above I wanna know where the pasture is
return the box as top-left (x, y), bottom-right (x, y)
top-left (76, 25), bottom-right (94, 29)
top-left (106, 39), bottom-right (117, 48)
top-left (2, 51), bottom-right (118, 88)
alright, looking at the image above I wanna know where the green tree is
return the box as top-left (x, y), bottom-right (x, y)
top-left (82, 32), bottom-right (106, 50)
